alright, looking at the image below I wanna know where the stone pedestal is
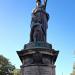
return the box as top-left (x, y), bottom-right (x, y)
top-left (17, 42), bottom-right (59, 75)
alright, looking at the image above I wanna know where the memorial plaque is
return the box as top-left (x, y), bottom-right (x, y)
top-left (23, 65), bottom-right (55, 75)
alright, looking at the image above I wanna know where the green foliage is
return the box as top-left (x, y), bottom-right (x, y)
top-left (0, 55), bottom-right (15, 75)
top-left (0, 55), bottom-right (9, 66)
top-left (12, 69), bottom-right (21, 75)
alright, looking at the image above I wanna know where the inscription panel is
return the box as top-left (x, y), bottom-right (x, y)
top-left (22, 65), bottom-right (55, 75)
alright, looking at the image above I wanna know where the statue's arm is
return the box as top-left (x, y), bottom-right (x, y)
top-left (43, 0), bottom-right (47, 9)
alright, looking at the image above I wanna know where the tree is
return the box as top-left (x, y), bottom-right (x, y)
top-left (12, 69), bottom-right (21, 75)
top-left (0, 55), bottom-right (15, 75)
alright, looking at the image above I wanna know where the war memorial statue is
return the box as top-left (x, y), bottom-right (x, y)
top-left (17, 0), bottom-right (59, 75)
top-left (30, 0), bottom-right (49, 42)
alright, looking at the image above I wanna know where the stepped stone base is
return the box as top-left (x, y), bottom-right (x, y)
top-left (24, 42), bottom-right (52, 50)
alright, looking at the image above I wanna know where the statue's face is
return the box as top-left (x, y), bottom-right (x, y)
top-left (36, 0), bottom-right (41, 2)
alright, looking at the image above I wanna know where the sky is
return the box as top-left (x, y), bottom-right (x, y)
top-left (0, 0), bottom-right (75, 75)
